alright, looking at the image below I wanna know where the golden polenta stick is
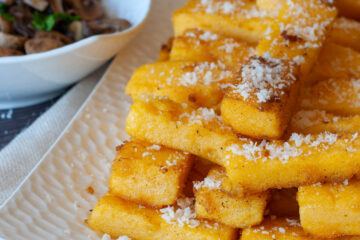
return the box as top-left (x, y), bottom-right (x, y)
top-left (126, 98), bottom-right (238, 165)
top-left (307, 43), bottom-right (360, 83)
top-left (88, 194), bottom-right (237, 240)
top-left (255, 0), bottom-right (337, 78)
top-left (170, 28), bottom-right (255, 71)
top-left (125, 61), bottom-right (235, 108)
top-left (241, 217), bottom-right (360, 240)
top-left (267, 188), bottom-right (299, 217)
top-left (221, 0), bottom-right (336, 140)
top-left (223, 131), bottom-right (360, 192)
top-left (300, 77), bottom-right (360, 116)
top-left (220, 56), bottom-right (299, 139)
top-left (109, 140), bottom-right (193, 208)
top-left (172, 0), bottom-right (272, 43)
top-left (329, 17), bottom-right (360, 52)
top-left (194, 166), bottom-right (268, 228)
top-left (298, 179), bottom-right (360, 237)
top-left (289, 110), bottom-right (360, 134)
top-left (334, 0), bottom-right (360, 21)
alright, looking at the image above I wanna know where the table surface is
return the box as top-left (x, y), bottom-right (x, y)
top-left (0, 96), bottom-right (61, 150)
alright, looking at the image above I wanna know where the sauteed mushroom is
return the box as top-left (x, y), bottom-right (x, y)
top-left (25, 37), bottom-right (64, 54)
top-left (68, 20), bottom-right (85, 40)
top-left (0, 0), bottom-right (131, 56)
top-left (0, 47), bottom-right (22, 56)
top-left (70, 0), bottom-right (103, 21)
top-left (88, 18), bottom-right (131, 34)
top-left (35, 30), bottom-right (73, 44)
top-left (49, 0), bottom-right (64, 12)
top-left (0, 32), bottom-right (26, 49)
top-left (23, 0), bottom-right (48, 11)
top-left (0, 16), bottom-right (11, 33)
top-left (0, 0), bottom-right (14, 5)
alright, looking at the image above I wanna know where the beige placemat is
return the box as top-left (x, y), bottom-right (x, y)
top-left (0, 64), bottom-right (107, 205)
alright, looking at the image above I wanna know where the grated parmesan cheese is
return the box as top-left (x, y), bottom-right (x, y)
top-left (166, 159), bottom-right (177, 166)
top-left (159, 197), bottom-right (200, 228)
top-left (285, 218), bottom-right (301, 227)
top-left (199, 31), bottom-right (218, 41)
top-left (291, 110), bottom-right (334, 129)
top-left (142, 152), bottom-right (151, 158)
top-left (117, 236), bottom-right (131, 240)
top-left (180, 107), bottom-right (221, 125)
top-left (218, 40), bottom-right (241, 53)
top-left (147, 144), bottom-right (161, 151)
top-left (176, 62), bottom-right (232, 87)
top-left (226, 131), bottom-right (343, 164)
top-left (199, 0), bottom-right (244, 14)
top-left (193, 175), bottom-right (222, 190)
top-left (227, 56), bottom-right (296, 103)
top-left (333, 17), bottom-right (360, 33)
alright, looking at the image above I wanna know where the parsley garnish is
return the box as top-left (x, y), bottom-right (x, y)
top-left (32, 12), bottom-right (80, 31)
top-left (0, 3), bottom-right (15, 22)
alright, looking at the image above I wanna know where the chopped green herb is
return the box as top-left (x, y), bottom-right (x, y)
top-left (32, 12), bottom-right (81, 31)
top-left (0, 3), bottom-right (15, 22)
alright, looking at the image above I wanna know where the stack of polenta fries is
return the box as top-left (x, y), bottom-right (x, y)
top-left (88, 0), bottom-right (360, 239)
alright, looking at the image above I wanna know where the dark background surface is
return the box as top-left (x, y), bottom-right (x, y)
top-left (0, 97), bottom-right (59, 150)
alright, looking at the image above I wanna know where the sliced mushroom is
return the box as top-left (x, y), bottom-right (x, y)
top-left (9, 3), bottom-right (33, 21)
top-left (12, 21), bottom-right (36, 38)
top-left (35, 31), bottom-right (73, 44)
top-left (68, 21), bottom-right (83, 41)
top-left (0, 47), bottom-right (23, 56)
top-left (23, 0), bottom-right (49, 11)
top-left (67, 0), bottom-right (103, 21)
top-left (0, 16), bottom-right (12, 33)
top-left (87, 19), bottom-right (131, 35)
top-left (49, 0), bottom-right (64, 12)
top-left (25, 38), bottom-right (64, 54)
top-left (0, 32), bottom-right (26, 49)
top-left (0, 0), bottom-right (15, 5)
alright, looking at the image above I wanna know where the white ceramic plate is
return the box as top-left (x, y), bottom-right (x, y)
top-left (0, 0), bottom-right (187, 239)
top-left (0, 0), bottom-right (151, 109)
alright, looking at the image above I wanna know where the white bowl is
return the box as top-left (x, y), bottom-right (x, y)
top-left (0, 0), bottom-right (151, 109)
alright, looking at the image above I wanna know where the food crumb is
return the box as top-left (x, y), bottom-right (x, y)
top-left (86, 186), bottom-right (95, 194)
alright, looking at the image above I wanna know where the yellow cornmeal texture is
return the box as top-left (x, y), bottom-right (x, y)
top-left (298, 180), bottom-right (360, 238)
top-left (307, 43), bottom-right (360, 83)
top-left (125, 61), bottom-right (234, 108)
top-left (289, 110), bottom-right (360, 135)
top-left (255, 0), bottom-right (337, 78)
top-left (88, 195), bottom-right (237, 240)
top-left (221, 56), bottom-right (299, 139)
top-left (223, 132), bottom-right (360, 192)
top-left (267, 188), bottom-right (299, 217)
top-left (329, 17), bottom-right (360, 52)
top-left (195, 166), bottom-right (268, 228)
top-left (170, 29), bottom-right (254, 71)
top-left (300, 77), bottom-right (360, 116)
top-left (109, 141), bottom-right (193, 208)
top-left (172, 0), bottom-right (271, 43)
top-left (126, 99), bottom-right (238, 165)
top-left (334, 0), bottom-right (360, 21)
top-left (241, 217), bottom-right (360, 240)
